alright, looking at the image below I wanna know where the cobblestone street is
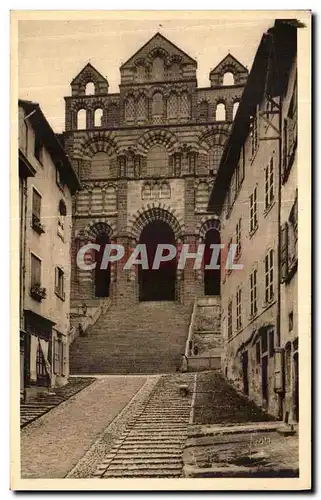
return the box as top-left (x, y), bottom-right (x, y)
top-left (20, 370), bottom-right (298, 479)
top-left (21, 376), bottom-right (147, 478)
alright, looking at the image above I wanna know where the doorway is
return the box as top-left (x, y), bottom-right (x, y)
top-left (94, 232), bottom-right (110, 297)
top-left (204, 229), bottom-right (221, 296)
top-left (261, 355), bottom-right (269, 403)
top-left (293, 352), bottom-right (299, 422)
top-left (242, 350), bottom-right (249, 395)
top-left (139, 220), bottom-right (176, 301)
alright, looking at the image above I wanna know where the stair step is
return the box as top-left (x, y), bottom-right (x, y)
top-left (103, 470), bottom-right (182, 477)
top-left (106, 463), bottom-right (182, 471)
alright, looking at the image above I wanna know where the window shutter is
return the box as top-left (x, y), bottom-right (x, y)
top-left (62, 342), bottom-right (67, 376)
top-left (281, 223), bottom-right (289, 281)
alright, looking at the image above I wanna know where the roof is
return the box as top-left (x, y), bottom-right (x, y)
top-left (71, 62), bottom-right (108, 85)
top-left (209, 53), bottom-right (248, 75)
top-left (19, 99), bottom-right (81, 193)
top-left (208, 20), bottom-right (299, 213)
top-left (120, 32), bottom-right (197, 69)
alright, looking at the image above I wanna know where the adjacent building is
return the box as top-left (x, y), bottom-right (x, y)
top-left (208, 20), bottom-right (298, 420)
top-left (19, 100), bottom-right (80, 398)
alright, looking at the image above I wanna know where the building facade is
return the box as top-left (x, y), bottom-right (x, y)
top-left (19, 100), bottom-right (80, 398)
top-left (63, 33), bottom-right (248, 313)
top-left (208, 20), bottom-right (298, 420)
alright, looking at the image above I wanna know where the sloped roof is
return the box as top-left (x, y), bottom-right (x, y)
top-left (210, 53), bottom-right (248, 75)
top-left (120, 32), bottom-right (197, 68)
top-left (71, 62), bottom-right (108, 85)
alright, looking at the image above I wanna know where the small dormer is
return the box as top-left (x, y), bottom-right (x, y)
top-left (209, 54), bottom-right (248, 87)
top-left (71, 63), bottom-right (109, 96)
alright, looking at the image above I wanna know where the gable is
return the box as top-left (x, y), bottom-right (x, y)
top-left (210, 54), bottom-right (248, 76)
top-left (120, 33), bottom-right (197, 70)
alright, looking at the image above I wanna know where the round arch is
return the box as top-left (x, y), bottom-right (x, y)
top-left (128, 205), bottom-right (184, 243)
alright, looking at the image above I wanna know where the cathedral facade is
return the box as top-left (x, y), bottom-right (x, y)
top-left (63, 33), bottom-right (248, 310)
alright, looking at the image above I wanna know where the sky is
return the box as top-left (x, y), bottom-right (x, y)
top-left (18, 13), bottom-right (279, 133)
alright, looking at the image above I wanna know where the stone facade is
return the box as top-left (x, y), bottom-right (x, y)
top-left (63, 33), bottom-right (248, 310)
top-left (19, 100), bottom-right (80, 397)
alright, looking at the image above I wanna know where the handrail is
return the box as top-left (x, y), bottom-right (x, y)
top-left (69, 297), bottom-right (111, 345)
top-left (184, 297), bottom-right (198, 358)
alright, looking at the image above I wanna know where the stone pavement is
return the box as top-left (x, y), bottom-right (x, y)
top-left (21, 376), bottom-right (147, 478)
top-left (183, 422), bottom-right (299, 478)
top-left (20, 377), bottom-right (95, 427)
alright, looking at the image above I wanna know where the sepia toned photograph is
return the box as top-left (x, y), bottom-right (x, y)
top-left (11, 10), bottom-right (311, 490)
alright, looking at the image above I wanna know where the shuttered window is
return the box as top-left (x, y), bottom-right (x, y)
top-left (31, 254), bottom-right (41, 286)
top-left (281, 223), bottom-right (289, 281)
top-left (32, 189), bottom-right (41, 219)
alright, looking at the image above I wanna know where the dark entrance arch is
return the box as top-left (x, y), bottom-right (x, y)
top-left (204, 229), bottom-right (221, 296)
top-left (139, 220), bottom-right (176, 302)
top-left (94, 232), bottom-right (110, 297)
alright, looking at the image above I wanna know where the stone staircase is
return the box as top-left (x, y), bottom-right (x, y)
top-left (94, 373), bottom-right (194, 478)
top-left (70, 301), bottom-right (192, 375)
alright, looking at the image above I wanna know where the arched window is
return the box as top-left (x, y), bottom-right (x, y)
top-left (85, 82), bottom-right (95, 95)
top-left (104, 186), bottom-right (117, 213)
top-left (59, 199), bottom-right (67, 216)
top-left (152, 93), bottom-right (164, 118)
top-left (151, 183), bottom-right (159, 199)
top-left (199, 101), bottom-right (209, 121)
top-left (142, 183), bottom-right (151, 200)
top-left (170, 62), bottom-right (181, 80)
top-left (233, 101), bottom-right (240, 119)
top-left (136, 65), bottom-right (146, 82)
top-left (196, 182), bottom-right (210, 212)
top-left (125, 96), bottom-right (135, 122)
top-left (209, 145), bottom-right (224, 175)
top-left (146, 144), bottom-right (168, 177)
top-left (76, 190), bottom-right (90, 215)
top-left (223, 72), bottom-right (234, 86)
top-left (94, 108), bottom-right (103, 127)
top-left (160, 182), bottom-right (171, 199)
top-left (57, 199), bottom-right (67, 239)
top-left (91, 186), bottom-right (103, 215)
top-left (179, 92), bottom-right (190, 118)
top-left (216, 103), bottom-right (226, 121)
top-left (167, 93), bottom-right (178, 119)
top-left (90, 152), bottom-right (111, 179)
top-left (136, 95), bottom-right (147, 121)
top-left (77, 109), bottom-right (86, 130)
top-left (152, 57), bottom-right (164, 80)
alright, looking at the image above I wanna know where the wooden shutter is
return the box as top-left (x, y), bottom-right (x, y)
top-left (281, 223), bottom-right (289, 281)
top-left (32, 189), bottom-right (41, 218)
top-left (62, 342), bottom-right (67, 376)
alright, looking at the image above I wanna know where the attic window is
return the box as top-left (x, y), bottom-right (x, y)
top-left (223, 72), bottom-right (234, 86)
top-left (85, 82), bottom-right (95, 95)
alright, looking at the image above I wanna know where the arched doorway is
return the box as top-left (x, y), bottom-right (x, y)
top-left (204, 229), bottom-right (221, 296)
top-left (94, 232), bottom-right (110, 297)
top-left (139, 220), bottom-right (176, 301)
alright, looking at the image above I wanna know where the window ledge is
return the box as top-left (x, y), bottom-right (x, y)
top-left (55, 290), bottom-right (66, 301)
top-left (263, 200), bottom-right (276, 218)
top-left (249, 225), bottom-right (258, 239)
